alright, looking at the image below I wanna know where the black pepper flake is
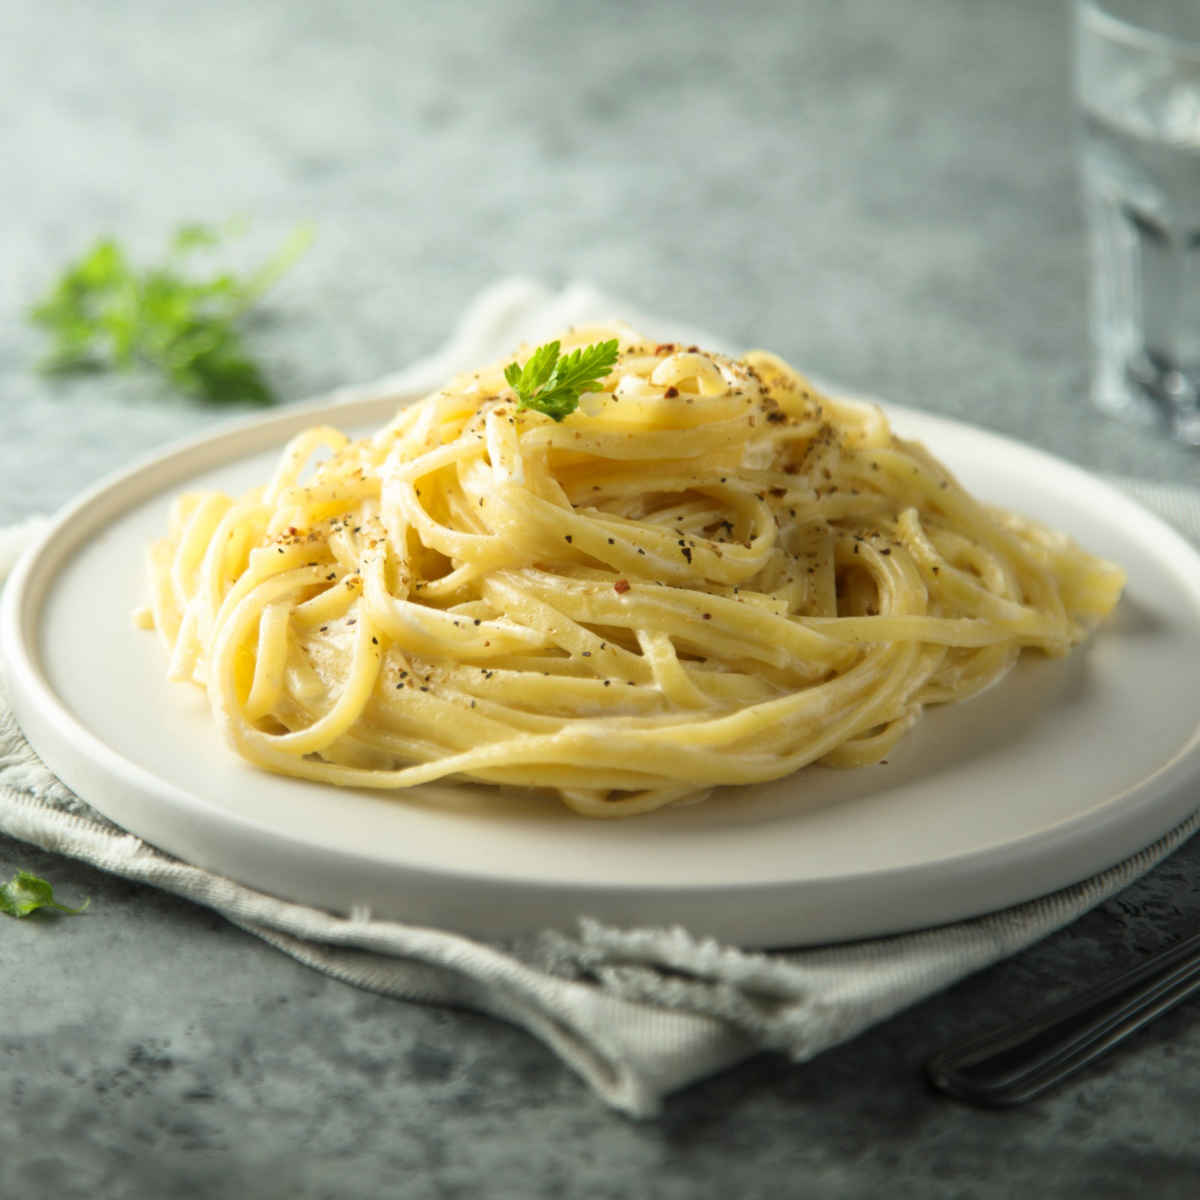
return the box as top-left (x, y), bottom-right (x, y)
top-left (371, 636), bottom-right (378, 644)
top-left (703, 613), bottom-right (711, 620)
top-left (582, 651), bottom-right (591, 657)
top-left (347, 617), bottom-right (357, 625)
top-left (474, 619), bottom-right (482, 626)
top-left (565, 535), bottom-right (573, 543)
top-left (681, 547), bottom-right (692, 564)
top-left (603, 680), bottom-right (611, 687)
top-left (881, 548), bottom-right (891, 556)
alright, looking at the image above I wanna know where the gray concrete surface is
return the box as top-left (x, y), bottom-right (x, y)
top-left (2, 0), bottom-right (1199, 1195)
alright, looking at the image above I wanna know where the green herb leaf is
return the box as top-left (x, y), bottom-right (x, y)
top-left (505, 338), bottom-right (620, 422)
top-left (28, 219), bottom-right (316, 405)
top-left (0, 870), bottom-right (89, 918)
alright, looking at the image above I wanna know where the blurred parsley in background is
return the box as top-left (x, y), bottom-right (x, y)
top-left (28, 219), bottom-right (316, 405)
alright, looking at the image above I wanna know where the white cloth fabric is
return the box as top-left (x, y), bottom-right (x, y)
top-left (3, 281), bottom-right (1199, 1119)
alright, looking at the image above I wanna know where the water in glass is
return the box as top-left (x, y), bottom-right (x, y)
top-left (1078, 3), bottom-right (1200, 442)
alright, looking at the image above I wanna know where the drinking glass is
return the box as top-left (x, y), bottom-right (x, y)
top-left (1077, 0), bottom-right (1200, 444)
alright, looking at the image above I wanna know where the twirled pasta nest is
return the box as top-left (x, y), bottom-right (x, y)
top-left (144, 325), bottom-right (1126, 817)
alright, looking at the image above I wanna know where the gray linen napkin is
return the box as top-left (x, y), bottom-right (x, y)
top-left (4, 284), bottom-right (1200, 1118)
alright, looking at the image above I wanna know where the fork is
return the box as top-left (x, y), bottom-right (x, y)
top-left (926, 928), bottom-right (1200, 1105)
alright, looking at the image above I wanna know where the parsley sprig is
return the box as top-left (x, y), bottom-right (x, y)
top-left (28, 219), bottom-right (316, 405)
top-left (504, 338), bottom-right (620, 422)
top-left (0, 869), bottom-right (89, 918)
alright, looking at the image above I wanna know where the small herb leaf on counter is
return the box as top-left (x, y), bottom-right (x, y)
top-left (0, 869), bottom-right (90, 918)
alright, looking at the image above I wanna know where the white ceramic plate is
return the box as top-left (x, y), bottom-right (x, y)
top-left (5, 391), bottom-right (1200, 948)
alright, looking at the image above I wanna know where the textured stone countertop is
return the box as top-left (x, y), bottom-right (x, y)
top-left (3, 1), bottom-right (1200, 1195)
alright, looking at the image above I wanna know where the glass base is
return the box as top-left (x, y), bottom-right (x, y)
top-left (1092, 356), bottom-right (1200, 446)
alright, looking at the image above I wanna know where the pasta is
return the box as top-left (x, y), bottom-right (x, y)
top-left (142, 325), bottom-right (1127, 817)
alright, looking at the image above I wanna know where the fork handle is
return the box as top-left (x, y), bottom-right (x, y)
top-left (926, 929), bottom-right (1200, 1106)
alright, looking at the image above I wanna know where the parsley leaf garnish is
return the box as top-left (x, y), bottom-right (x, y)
top-left (28, 219), bottom-right (316, 405)
top-left (504, 338), bottom-right (620, 422)
top-left (0, 870), bottom-right (89, 918)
